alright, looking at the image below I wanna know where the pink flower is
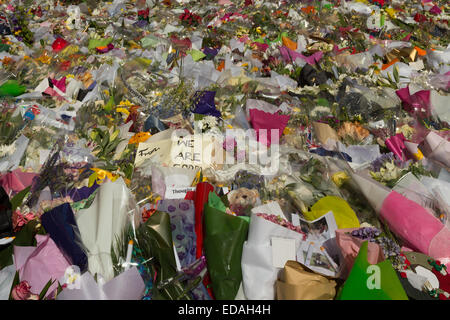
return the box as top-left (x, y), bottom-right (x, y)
top-left (11, 281), bottom-right (39, 300)
top-left (12, 210), bottom-right (36, 231)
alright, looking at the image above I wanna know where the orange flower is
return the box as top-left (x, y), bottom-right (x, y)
top-left (282, 36), bottom-right (297, 51)
top-left (338, 122), bottom-right (369, 142)
top-left (301, 6), bottom-right (316, 14)
top-left (1, 56), bottom-right (13, 65)
top-left (217, 60), bottom-right (225, 72)
top-left (128, 132), bottom-right (151, 144)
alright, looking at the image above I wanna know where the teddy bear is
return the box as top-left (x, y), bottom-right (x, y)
top-left (226, 187), bottom-right (260, 216)
top-left (65, 5), bottom-right (83, 30)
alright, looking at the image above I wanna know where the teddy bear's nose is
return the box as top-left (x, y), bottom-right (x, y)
top-left (242, 195), bottom-right (247, 199)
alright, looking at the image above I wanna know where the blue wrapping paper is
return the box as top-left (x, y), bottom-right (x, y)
top-left (41, 203), bottom-right (88, 272)
top-left (144, 115), bottom-right (167, 134)
top-left (310, 147), bottom-right (352, 162)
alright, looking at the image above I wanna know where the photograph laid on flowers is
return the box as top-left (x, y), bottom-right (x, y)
top-left (0, 0), bottom-right (449, 304)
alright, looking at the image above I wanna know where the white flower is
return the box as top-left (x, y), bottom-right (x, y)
top-left (0, 144), bottom-right (16, 158)
top-left (310, 106), bottom-right (331, 117)
top-left (203, 116), bottom-right (218, 128)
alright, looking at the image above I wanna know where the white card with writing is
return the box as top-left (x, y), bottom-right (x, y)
top-left (164, 187), bottom-right (196, 199)
top-left (271, 237), bottom-right (296, 269)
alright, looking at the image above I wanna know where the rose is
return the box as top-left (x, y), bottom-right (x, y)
top-left (11, 281), bottom-right (39, 300)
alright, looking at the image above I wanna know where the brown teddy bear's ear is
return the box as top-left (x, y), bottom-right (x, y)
top-left (251, 189), bottom-right (259, 198)
top-left (227, 189), bottom-right (237, 202)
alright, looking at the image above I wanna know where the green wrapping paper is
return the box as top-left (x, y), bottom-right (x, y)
top-left (337, 241), bottom-right (408, 300)
top-left (0, 80), bottom-right (26, 97)
top-left (203, 192), bottom-right (249, 300)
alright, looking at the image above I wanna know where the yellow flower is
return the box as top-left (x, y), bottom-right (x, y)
top-left (37, 52), bottom-right (52, 64)
top-left (119, 99), bottom-right (133, 107)
top-left (332, 171), bottom-right (349, 187)
top-left (116, 107), bottom-right (130, 116)
top-left (91, 168), bottom-right (119, 183)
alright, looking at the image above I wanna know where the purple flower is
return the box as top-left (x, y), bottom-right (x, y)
top-left (168, 205), bottom-right (176, 212)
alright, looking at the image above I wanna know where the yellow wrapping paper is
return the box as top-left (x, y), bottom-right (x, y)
top-left (304, 196), bottom-right (360, 229)
top-left (276, 261), bottom-right (336, 300)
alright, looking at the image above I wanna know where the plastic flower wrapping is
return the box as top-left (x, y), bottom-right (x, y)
top-left (0, 0), bottom-right (449, 302)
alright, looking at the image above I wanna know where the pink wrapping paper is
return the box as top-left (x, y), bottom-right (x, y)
top-left (336, 228), bottom-right (385, 278)
top-left (0, 169), bottom-right (38, 196)
top-left (380, 191), bottom-right (450, 268)
top-left (43, 87), bottom-right (66, 101)
top-left (421, 131), bottom-right (450, 168)
top-left (279, 46), bottom-right (323, 65)
top-left (14, 234), bottom-right (71, 297)
top-left (396, 86), bottom-right (431, 117)
top-left (249, 109), bottom-right (290, 146)
top-left (51, 77), bottom-right (67, 93)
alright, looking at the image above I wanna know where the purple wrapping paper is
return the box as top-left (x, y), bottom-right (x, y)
top-left (192, 91), bottom-right (221, 117)
top-left (203, 47), bottom-right (219, 58)
top-left (60, 183), bottom-right (99, 202)
top-left (157, 199), bottom-right (211, 300)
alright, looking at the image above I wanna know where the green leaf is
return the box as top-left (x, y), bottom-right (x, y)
top-left (39, 278), bottom-right (56, 300)
top-left (88, 172), bottom-right (97, 187)
top-left (393, 65), bottom-right (399, 83)
top-left (104, 96), bottom-right (115, 112)
top-left (10, 186), bottom-right (31, 211)
top-left (56, 282), bottom-right (63, 296)
top-left (110, 129), bottom-right (120, 142)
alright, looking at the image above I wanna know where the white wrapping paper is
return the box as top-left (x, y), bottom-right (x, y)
top-left (56, 267), bottom-right (145, 300)
top-left (75, 178), bottom-right (140, 282)
top-left (241, 213), bottom-right (305, 300)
